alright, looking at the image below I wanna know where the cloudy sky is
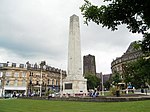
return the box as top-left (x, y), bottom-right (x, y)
top-left (0, 0), bottom-right (142, 74)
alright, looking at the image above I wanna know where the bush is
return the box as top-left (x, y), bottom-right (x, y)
top-left (110, 87), bottom-right (118, 96)
top-left (45, 90), bottom-right (54, 96)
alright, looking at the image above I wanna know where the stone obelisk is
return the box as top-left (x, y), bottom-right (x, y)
top-left (63, 14), bottom-right (87, 97)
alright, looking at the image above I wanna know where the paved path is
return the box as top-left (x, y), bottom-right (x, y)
top-left (134, 92), bottom-right (150, 95)
top-left (134, 89), bottom-right (150, 95)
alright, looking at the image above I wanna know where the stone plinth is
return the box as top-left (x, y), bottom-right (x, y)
top-left (63, 77), bottom-right (87, 96)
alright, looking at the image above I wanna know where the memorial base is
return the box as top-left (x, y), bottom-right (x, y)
top-left (63, 77), bottom-right (87, 97)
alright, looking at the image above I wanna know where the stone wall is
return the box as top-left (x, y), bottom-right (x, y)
top-left (20, 95), bottom-right (150, 102)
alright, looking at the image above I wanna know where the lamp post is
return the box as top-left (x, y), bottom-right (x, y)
top-left (40, 61), bottom-right (46, 97)
top-left (101, 74), bottom-right (104, 96)
top-left (60, 69), bottom-right (63, 97)
top-left (1, 72), bottom-right (5, 97)
top-left (29, 72), bottom-right (33, 96)
top-left (40, 67), bottom-right (42, 97)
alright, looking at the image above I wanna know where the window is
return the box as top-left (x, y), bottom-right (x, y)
top-left (29, 80), bottom-right (32, 85)
top-left (56, 80), bottom-right (58, 86)
top-left (14, 72), bottom-right (19, 77)
top-left (22, 72), bottom-right (26, 77)
top-left (36, 81), bottom-right (39, 85)
top-left (12, 63), bottom-right (16, 67)
top-left (20, 64), bottom-right (24, 68)
top-left (0, 72), bottom-right (3, 77)
top-left (52, 79), bottom-right (54, 85)
top-left (7, 63), bottom-right (12, 67)
top-left (0, 63), bottom-right (4, 67)
top-left (48, 79), bottom-right (50, 85)
top-left (22, 80), bottom-right (26, 86)
top-left (0, 80), bottom-right (1, 86)
top-left (6, 72), bottom-right (12, 77)
top-left (14, 80), bottom-right (18, 86)
top-left (6, 80), bottom-right (9, 86)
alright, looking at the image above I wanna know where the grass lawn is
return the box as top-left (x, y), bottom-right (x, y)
top-left (0, 99), bottom-right (150, 112)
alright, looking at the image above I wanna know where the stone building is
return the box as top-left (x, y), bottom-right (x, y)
top-left (111, 41), bottom-right (143, 75)
top-left (0, 62), bottom-right (66, 97)
top-left (96, 73), bottom-right (112, 84)
top-left (83, 54), bottom-right (96, 76)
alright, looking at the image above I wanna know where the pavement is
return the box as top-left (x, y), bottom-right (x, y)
top-left (134, 89), bottom-right (150, 95)
top-left (134, 92), bottom-right (150, 96)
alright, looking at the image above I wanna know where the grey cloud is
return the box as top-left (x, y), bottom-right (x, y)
top-left (0, 0), bottom-right (142, 73)
top-left (0, 0), bottom-right (68, 60)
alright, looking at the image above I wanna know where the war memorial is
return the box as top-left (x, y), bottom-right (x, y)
top-left (62, 14), bottom-right (87, 97)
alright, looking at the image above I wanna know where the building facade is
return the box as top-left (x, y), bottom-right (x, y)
top-left (111, 41), bottom-right (143, 75)
top-left (0, 62), bottom-right (66, 97)
top-left (83, 54), bottom-right (96, 76)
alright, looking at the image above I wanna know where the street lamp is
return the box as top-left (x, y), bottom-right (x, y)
top-left (29, 72), bottom-right (33, 96)
top-left (60, 69), bottom-right (63, 97)
top-left (40, 61), bottom-right (46, 97)
top-left (101, 74), bottom-right (104, 96)
top-left (1, 71), bottom-right (5, 97)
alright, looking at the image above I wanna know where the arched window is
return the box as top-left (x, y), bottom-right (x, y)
top-left (48, 79), bottom-right (50, 85)
top-left (36, 81), bottom-right (39, 85)
top-left (56, 80), bottom-right (58, 86)
top-left (52, 79), bottom-right (54, 85)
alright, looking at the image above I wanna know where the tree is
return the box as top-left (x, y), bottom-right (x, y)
top-left (141, 33), bottom-right (150, 54)
top-left (84, 73), bottom-right (100, 90)
top-left (103, 80), bottom-right (111, 90)
top-left (111, 71), bottom-right (122, 86)
top-left (122, 58), bottom-right (150, 88)
top-left (80, 0), bottom-right (150, 53)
